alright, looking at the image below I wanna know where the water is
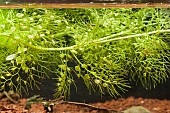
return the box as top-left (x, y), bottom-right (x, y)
top-left (2, 3), bottom-right (170, 102)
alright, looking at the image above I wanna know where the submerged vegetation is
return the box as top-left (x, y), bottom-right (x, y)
top-left (0, 8), bottom-right (170, 98)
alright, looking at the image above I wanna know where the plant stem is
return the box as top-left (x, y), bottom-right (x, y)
top-left (0, 34), bottom-right (76, 51)
top-left (1, 29), bottom-right (170, 51)
top-left (95, 29), bottom-right (170, 44)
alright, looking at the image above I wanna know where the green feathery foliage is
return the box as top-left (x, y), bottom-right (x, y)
top-left (0, 8), bottom-right (169, 98)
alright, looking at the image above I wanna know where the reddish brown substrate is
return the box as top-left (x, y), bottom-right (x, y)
top-left (0, 96), bottom-right (170, 113)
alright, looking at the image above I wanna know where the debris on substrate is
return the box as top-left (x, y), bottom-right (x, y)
top-left (0, 91), bottom-right (170, 113)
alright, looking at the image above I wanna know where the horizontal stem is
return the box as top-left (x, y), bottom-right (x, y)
top-left (1, 29), bottom-right (170, 51)
top-left (0, 33), bottom-right (77, 51)
top-left (27, 44), bottom-right (76, 51)
top-left (95, 29), bottom-right (170, 44)
top-left (97, 22), bottom-right (159, 42)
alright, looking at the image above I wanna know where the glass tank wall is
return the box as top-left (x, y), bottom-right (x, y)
top-left (0, 1), bottom-right (170, 112)
top-left (0, 0), bottom-right (170, 3)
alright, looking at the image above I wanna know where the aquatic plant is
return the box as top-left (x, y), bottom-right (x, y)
top-left (0, 8), bottom-right (170, 98)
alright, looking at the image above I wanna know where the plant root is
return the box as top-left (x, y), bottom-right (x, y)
top-left (2, 91), bottom-right (19, 104)
top-left (59, 101), bottom-right (123, 113)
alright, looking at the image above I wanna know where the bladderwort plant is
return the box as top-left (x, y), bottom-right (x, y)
top-left (0, 8), bottom-right (170, 98)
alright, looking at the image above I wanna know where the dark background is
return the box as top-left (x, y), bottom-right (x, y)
top-left (23, 73), bottom-right (170, 103)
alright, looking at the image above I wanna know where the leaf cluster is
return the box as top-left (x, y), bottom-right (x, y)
top-left (0, 8), bottom-right (170, 98)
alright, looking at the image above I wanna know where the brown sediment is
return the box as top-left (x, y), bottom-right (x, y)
top-left (0, 95), bottom-right (170, 113)
top-left (0, 3), bottom-right (170, 8)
